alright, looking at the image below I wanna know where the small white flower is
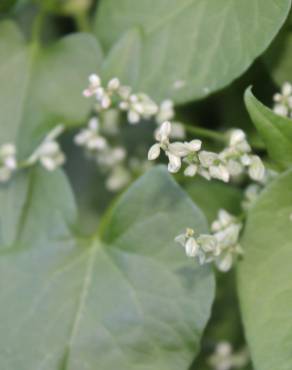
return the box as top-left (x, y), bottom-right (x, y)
top-left (83, 74), bottom-right (101, 97)
top-left (74, 117), bottom-right (108, 152)
top-left (167, 152), bottom-right (181, 173)
top-left (107, 77), bottom-right (120, 91)
top-left (273, 82), bottom-right (292, 117)
top-left (148, 143), bottom-right (161, 160)
top-left (0, 143), bottom-right (17, 182)
top-left (208, 341), bottom-right (249, 370)
top-left (184, 164), bottom-right (197, 177)
top-left (185, 237), bottom-right (199, 257)
top-left (242, 183), bottom-right (261, 210)
top-left (169, 122), bottom-right (186, 139)
top-left (248, 155), bottom-right (265, 181)
top-left (106, 165), bottom-right (131, 192)
top-left (155, 121), bottom-right (172, 143)
top-left (156, 99), bottom-right (174, 123)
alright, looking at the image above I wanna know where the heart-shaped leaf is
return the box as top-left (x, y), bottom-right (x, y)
top-left (244, 87), bottom-right (292, 169)
top-left (95, 0), bottom-right (291, 103)
top-left (0, 166), bottom-right (215, 369)
top-left (238, 169), bottom-right (292, 370)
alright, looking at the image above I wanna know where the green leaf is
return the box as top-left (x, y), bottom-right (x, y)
top-left (101, 28), bottom-right (142, 87)
top-left (238, 169), bottom-right (292, 370)
top-left (244, 87), bottom-right (292, 169)
top-left (264, 18), bottom-right (292, 85)
top-left (0, 21), bottom-right (103, 156)
top-left (0, 166), bottom-right (215, 369)
top-left (186, 178), bottom-right (242, 224)
top-left (95, 0), bottom-right (291, 103)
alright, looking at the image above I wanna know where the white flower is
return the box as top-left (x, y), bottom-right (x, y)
top-left (169, 122), bottom-right (186, 139)
top-left (74, 117), bottom-right (107, 152)
top-left (208, 341), bottom-right (249, 370)
top-left (167, 152), bottom-right (182, 173)
top-left (273, 82), bottom-right (292, 117)
top-left (211, 209), bottom-right (234, 232)
top-left (156, 99), bottom-right (174, 123)
top-left (97, 146), bottom-right (126, 169)
top-left (106, 165), bottom-right (131, 192)
top-left (120, 93), bottom-right (158, 124)
top-left (83, 74), bottom-right (101, 97)
top-left (242, 183), bottom-right (261, 210)
top-left (0, 143), bottom-right (17, 182)
top-left (248, 155), bottom-right (265, 181)
top-left (148, 144), bottom-right (161, 160)
top-left (27, 125), bottom-right (65, 171)
top-left (184, 164), bottom-right (197, 177)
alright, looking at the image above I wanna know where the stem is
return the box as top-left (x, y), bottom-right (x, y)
top-left (74, 12), bottom-right (91, 32)
top-left (183, 124), bottom-right (227, 143)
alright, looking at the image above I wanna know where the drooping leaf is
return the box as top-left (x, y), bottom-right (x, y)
top-left (244, 87), bottom-right (292, 169)
top-left (0, 21), bottom-right (103, 156)
top-left (238, 169), bottom-right (292, 370)
top-left (0, 166), bottom-right (215, 370)
top-left (94, 0), bottom-right (291, 103)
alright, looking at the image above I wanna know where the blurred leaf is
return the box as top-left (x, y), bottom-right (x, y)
top-left (95, 0), bottom-right (291, 103)
top-left (264, 18), bottom-right (292, 85)
top-left (0, 20), bottom-right (103, 156)
top-left (0, 166), bottom-right (215, 370)
top-left (238, 169), bottom-right (292, 370)
top-left (0, 0), bottom-right (18, 12)
top-left (244, 87), bottom-right (292, 169)
top-left (186, 178), bottom-right (242, 224)
top-left (101, 27), bottom-right (142, 87)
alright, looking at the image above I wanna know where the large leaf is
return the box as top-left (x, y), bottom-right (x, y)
top-left (95, 0), bottom-right (291, 103)
top-left (244, 87), bottom-right (292, 169)
top-left (0, 21), bottom-right (103, 156)
top-left (0, 166), bottom-right (215, 369)
top-left (238, 169), bottom-right (292, 370)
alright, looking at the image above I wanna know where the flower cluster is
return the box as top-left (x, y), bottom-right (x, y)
top-left (208, 342), bottom-right (249, 370)
top-left (273, 82), bottom-right (292, 117)
top-left (149, 123), bottom-right (265, 183)
top-left (0, 125), bottom-right (65, 184)
top-left (175, 209), bottom-right (243, 272)
top-left (80, 74), bottom-right (186, 191)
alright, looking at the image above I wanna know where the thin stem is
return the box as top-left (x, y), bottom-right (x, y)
top-left (183, 124), bottom-right (227, 144)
